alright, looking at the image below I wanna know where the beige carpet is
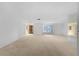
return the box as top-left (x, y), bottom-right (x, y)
top-left (0, 35), bottom-right (76, 56)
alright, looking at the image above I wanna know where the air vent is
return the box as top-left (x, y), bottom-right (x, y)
top-left (37, 18), bottom-right (40, 20)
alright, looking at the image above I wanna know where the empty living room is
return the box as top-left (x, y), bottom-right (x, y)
top-left (0, 2), bottom-right (78, 56)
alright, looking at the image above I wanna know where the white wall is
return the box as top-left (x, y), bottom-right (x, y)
top-left (53, 23), bottom-right (67, 36)
top-left (0, 17), bottom-right (25, 48)
top-left (34, 23), bottom-right (43, 35)
top-left (0, 3), bottom-right (25, 48)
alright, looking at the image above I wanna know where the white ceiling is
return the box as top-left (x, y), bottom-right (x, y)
top-left (0, 2), bottom-right (78, 23)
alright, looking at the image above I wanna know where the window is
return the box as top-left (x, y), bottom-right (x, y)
top-left (43, 24), bottom-right (53, 33)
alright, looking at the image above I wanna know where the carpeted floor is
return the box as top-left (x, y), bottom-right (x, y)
top-left (0, 35), bottom-right (76, 56)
